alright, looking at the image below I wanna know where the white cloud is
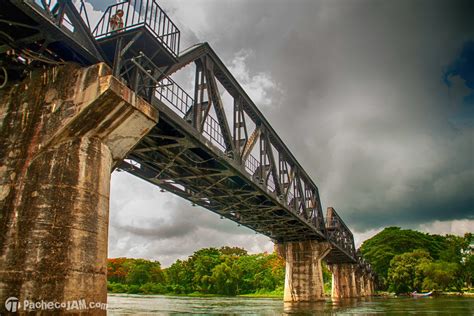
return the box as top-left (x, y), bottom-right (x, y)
top-left (109, 171), bottom-right (273, 266)
top-left (353, 228), bottom-right (383, 249)
top-left (417, 219), bottom-right (474, 236)
top-left (228, 50), bottom-right (277, 107)
top-left (74, 0), bottom-right (104, 30)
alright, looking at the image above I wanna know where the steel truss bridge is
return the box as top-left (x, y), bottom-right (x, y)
top-left (0, 0), bottom-right (374, 273)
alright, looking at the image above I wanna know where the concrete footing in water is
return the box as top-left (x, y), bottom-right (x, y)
top-left (275, 240), bottom-right (331, 302)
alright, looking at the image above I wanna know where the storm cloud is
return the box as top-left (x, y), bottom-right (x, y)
top-left (84, 0), bottom-right (473, 265)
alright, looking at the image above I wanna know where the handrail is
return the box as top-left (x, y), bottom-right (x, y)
top-left (130, 54), bottom-right (192, 115)
top-left (92, 0), bottom-right (180, 57)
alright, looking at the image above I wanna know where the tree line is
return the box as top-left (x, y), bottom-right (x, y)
top-left (108, 246), bottom-right (333, 296)
top-left (107, 227), bottom-right (472, 296)
top-left (108, 246), bottom-right (288, 296)
top-left (359, 227), bottom-right (473, 293)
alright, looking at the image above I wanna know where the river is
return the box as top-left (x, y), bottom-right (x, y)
top-left (107, 294), bottom-right (474, 315)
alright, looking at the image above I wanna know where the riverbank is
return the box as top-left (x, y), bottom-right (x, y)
top-left (107, 290), bottom-right (284, 299)
top-left (374, 290), bottom-right (474, 298)
top-left (439, 291), bottom-right (474, 297)
top-left (106, 290), bottom-right (474, 299)
top-left (107, 287), bottom-right (474, 298)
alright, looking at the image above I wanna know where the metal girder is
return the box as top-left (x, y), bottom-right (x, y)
top-left (2, 1), bottom-right (374, 265)
top-left (262, 130), bottom-right (282, 196)
top-left (242, 126), bottom-right (261, 161)
top-left (204, 60), bottom-right (236, 155)
top-left (233, 96), bottom-right (248, 161)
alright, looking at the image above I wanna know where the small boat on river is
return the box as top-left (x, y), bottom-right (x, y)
top-left (411, 291), bottom-right (433, 297)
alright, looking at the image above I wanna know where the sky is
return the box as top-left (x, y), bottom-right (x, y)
top-left (82, 0), bottom-right (473, 266)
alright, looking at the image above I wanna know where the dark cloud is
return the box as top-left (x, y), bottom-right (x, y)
top-left (101, 0), bottom-right (473, 262)
top-left (158, 0), bottom-right (473, 230)
top-left (109, 172), bottom-right (272, 265)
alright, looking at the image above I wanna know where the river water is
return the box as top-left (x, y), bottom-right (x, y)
top-left (107, 294), bottom-right (474, 315)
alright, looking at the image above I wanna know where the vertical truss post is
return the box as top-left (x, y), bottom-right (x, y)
top-left (193, 60), bottom-right (205, 130)
top-left (279, 154), bottom-right (287, 194)
top-left (259, 130), bottom-right (267, 185)
top-left (112, 36), bottom-right (124, 78)
top-left (233, 96), bottom-right (248, 163)
top-left (263, 132), bottom-right (282, 195)
top-left (205, 59), bottom-right (236, 156)
top-left (296, 176), bottom-right (306, 218)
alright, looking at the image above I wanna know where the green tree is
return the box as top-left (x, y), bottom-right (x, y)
top-left (126, 259), bottom-right (164, 285)
top-left (387, 249), bottom-right (432, 293)
top-left (219, 246), bottom-right (248, 257)
top-left (210, 257), bottom-right (242, 295)
top-left (464, 253), bottom-right (474, 288)
top-left (439, 234), bottom-right (472, 264)
top-left (360, 227), bottom-right (447, 287)
top-left (164, 259), bottom-right (194, 293)
top-left (420, 261), bottom-right (461, 291)
top-left (190, 248), bottom-right (222, 292)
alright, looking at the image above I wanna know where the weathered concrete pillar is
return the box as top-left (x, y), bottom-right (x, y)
top-left (275, 240), bottom-right (331, 302)
top-left (363, 274), bottom-right (372, 296)
top-left (0, 63), bottom-right (157, 314)
top-left (354, 268), bottom-right (361, 297)
top-left (329, 263), bottom-right (359, 299)
top-left (367, 277), bottom-right (374, 296)
top-left (356, 269), bottom-right (366, 297)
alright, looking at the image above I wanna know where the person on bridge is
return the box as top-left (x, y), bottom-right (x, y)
top-left (109, 9), bottom-right (124, 32)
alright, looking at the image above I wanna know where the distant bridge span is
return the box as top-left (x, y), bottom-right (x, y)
top-left (0, 0), bottom-right (376, 309)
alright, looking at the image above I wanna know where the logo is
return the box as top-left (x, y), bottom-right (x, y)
top-left (5, 297), bottom-right (20, 312)
top-left (3, 296), bottom-right (106, 312)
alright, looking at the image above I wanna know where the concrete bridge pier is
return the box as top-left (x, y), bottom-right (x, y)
top-left (365, 275), bottom-right (375, 296)
top-left (355, 269), bottom-right (375, 297)
top-left (356, 268), bottom-right (366, 297)
top-left (275, 240), bottom-right (331, 302)
top-left (329, 263), bottom-right (359, 299)
top-left (0, 63), bottom-right (157, 314)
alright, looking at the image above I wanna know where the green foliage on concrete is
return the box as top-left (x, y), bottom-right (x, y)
top-left (360, 227), bottom-right (473, 293)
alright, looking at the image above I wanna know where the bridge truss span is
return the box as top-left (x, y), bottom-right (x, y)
top-left (118, 43), bottom-right (329, 243)
top-left (1, 0), bottom-right (364, 265)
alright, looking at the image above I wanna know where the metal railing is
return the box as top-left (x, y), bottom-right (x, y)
top-left (93, 0), bottom-right (180, 57)
top-left (155, 77), bottom-right (193, 115)
top-left (33, 0), bottom-right (92, 31)
top-left (245, 154), bottom-right (260, 176)
top-left (130, 55), bottom-right (192, 116)
top-left (203, 116), bottom-right (226, 151)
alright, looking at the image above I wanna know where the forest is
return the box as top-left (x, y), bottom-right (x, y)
top-left (107, 228), bottom-right (473, 296)
top-left (108, 246), bottom-right (333, 296)
top-left (359, 227), bottom-right (473, 293)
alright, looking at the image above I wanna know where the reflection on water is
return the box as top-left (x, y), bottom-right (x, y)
top-left (108, 294), bottom-right (474, 315)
